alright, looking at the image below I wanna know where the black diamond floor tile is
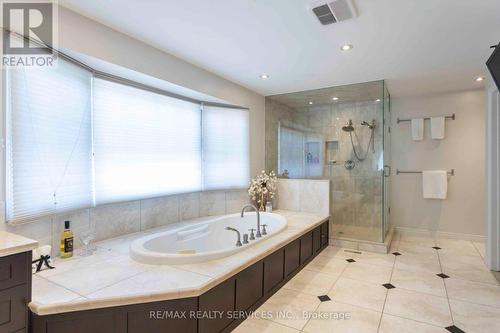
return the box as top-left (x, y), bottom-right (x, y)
top-left (346, 259), bottom-right (356, 263)
top-left (392, 252), bottom-right (402, 256)
top-left (445, 325), bottom-right (466, 333)
top-left (382, 283), bottom-right (396, 289)
top-left (432, 246), bottom-right (442, 250)
top-left (437, 273), bottom-right (450, 279)
top-left (317, 295), bottom-right (331, 302)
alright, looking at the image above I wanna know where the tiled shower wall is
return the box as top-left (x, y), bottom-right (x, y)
top-left (5, 189), bottom-right (249, 256)
top-left (266, 98), bottom-right (384, 241)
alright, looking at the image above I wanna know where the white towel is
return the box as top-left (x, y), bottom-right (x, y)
top-left (411, 118), bottom-right (424, 141)
top-left (430, 117), bottom-right (445, 139)
top-left (422, 170), bottom-right (448, 199)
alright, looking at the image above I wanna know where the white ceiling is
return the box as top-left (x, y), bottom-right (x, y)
top-left (61, 0), bottom-right (500, 98)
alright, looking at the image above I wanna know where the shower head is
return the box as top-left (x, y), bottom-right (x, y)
top-left (342, 120), bottom-right (354, 132)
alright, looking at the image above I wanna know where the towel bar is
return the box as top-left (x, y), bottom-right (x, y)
top-left (396, 169), bottom-right (455, 176)
top-left (397, 114), bottom-right (455, 124)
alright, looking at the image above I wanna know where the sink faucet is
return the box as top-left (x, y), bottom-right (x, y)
top-left (225, 227), bottom-right (242, 247)
top-left (241, 204), bottom-right (261, 238)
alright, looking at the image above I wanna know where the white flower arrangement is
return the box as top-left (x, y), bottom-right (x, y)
top-left (248, 170), bottom-right (278, 210)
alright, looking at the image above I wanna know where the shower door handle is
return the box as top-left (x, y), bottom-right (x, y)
top-left (383, 165), bottom-right (391, 177)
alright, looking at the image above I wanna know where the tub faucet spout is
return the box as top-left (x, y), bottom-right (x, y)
top-left (241, 204), bottom-right (261, 238)
top-left (225, 227), bottom-right (242, 247)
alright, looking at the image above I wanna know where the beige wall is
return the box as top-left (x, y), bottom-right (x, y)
top-left (391, 89), bottom-right (486, 237)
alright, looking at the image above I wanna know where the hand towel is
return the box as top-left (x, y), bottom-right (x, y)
top-left (430, 116), bottom-right (445, 139)
top-left (422, 170), bottom-right (448, 199)
top-left (411, 118), bottom-right (424, 141)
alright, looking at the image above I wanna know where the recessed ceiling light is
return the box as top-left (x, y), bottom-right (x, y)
top-left (340, 44), bottom-right (353, 51)
top-left (475, 76), bottom-right (484, 82)
top-left (308, 101), bottom-right (313, 105)
top-left (332, 97), bottom-right (339, 101)
top-left (259, 74), bottom-right (269, 80)
top-left (375, 99), bottom-right (381, 102)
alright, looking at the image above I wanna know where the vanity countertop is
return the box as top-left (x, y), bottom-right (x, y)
top-left (29, 210), bottom-right (329, 316)
top-left (0, 230), bottom-right (38, 258)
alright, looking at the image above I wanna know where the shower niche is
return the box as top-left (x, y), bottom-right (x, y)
top-left (265, 81), bottom-right (391, 247)
top-left (325, 140), bottom-right (339, 165)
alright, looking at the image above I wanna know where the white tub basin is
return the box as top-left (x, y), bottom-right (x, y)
top-left (130, 212), bottom-right (287, 265)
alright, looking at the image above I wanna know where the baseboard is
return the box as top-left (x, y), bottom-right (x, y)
top-left (394, 226), bottom-right (486, 242)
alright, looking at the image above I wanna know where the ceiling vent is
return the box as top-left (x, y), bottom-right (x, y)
top-left (311, 0), bottom-right (356, 25)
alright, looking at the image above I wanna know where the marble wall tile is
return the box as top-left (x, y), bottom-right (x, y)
top-left (277, 179), bottom-right (330, 215)
top-left (6, 189), bottom-right (238, 254)
top-left (299, 180), bottom-right (330, 215)
top-left (140, 195), bottom-right (179, 230)
top-left (225, 190), bottom-right (249, 214)
top-left (6, 217), bottom-right (53, 248)
top-left (200, 191), bottom-right (226, 216)
top-left (179, 192), bottom-right (200, 221)
top-left (91, 201), bottom-right (141, 242)
top-left (277, 179), bottom-right (301, 211)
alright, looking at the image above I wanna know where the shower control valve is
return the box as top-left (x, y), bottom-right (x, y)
top-left (248, 228), bottom-right (256, 240)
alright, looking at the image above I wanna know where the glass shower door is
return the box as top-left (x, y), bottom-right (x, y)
top-left (382, 83), bottom-right (391, 239)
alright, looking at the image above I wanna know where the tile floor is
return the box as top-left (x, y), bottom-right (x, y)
top-left (234, 233), bottom-right (500, 333)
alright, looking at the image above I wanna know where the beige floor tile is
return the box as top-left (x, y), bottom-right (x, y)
top-left (472, 241), bottom-right (486, 258)
top-left (439, 252), bottom-right (488, 270)
top-left (284, 269), bottom-right (337, 296)
top-left (390, 267), bottom-right (446, 297)
top-left (435, 239), bottom-right (477, 255)
top-left (257, 288), bottom-right (320, 330)
top-left (442, 263), bottom-right (499, 285)
top-left (302, 301), bottom-right (381, 333)
top-left (384, 288), bottom-right (452, 327)
top-left (394, 253), bottom-right (441, 275)
top-left (233, 318), bottom-right (299, 333)
top-left (450, 299), bottom-right (500, 333)
top-left (318, 246), bottom-right (360, 260)
top-left (342, 262), bottom-right (392, 284)
top-left (398, 235), bottom-right (436, 246)
top-left (445, 278), bottom-right (500, 308)
top-left (305, 255), bottom-right (348, 278)
top-left (355, 251), bottom-right (395, 268)
top-left (329, 277), bottom-right (387, 312)
top-left (379, 314), bottom-right (447, 333)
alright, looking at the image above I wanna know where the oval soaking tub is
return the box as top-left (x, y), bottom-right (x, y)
top-left (130, 212), bottom-right (287, 265)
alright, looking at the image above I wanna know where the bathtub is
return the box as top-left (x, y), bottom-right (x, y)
top-left (130, 212), bottom-right (287, 265)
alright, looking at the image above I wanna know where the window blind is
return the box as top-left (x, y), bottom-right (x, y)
top-left (92, 79), bottom-right (202, 204)
top-left (6, 60), bottom-right (93, 223)
top-left (202, 105), bottom-right (249, 190)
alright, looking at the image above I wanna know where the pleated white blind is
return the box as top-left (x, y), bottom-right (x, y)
top-left (202, 106), bottom-right (249, 190)
top-left (6, 61), bottom-right (93, 223)
top-left (93, 79), bottom-right (202, 204)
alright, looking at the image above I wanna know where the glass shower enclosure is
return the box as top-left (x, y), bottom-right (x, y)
top-left (265, 81), bottom-right (391, 243)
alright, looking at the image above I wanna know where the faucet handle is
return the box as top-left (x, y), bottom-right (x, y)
top-left (243, 233), bottom-right (249, 244)
top-left (248, 228), bottom-right (256, 240)
top-left (261, 224), bottom-right (268, 236)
